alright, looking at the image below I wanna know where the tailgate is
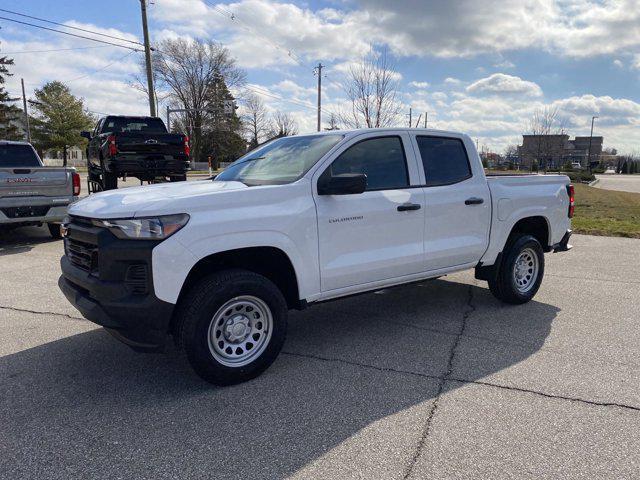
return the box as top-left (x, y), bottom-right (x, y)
top-left (0, 167), bottom-right (72, 198)
top-left (114, 133), bottom-right (185, 155)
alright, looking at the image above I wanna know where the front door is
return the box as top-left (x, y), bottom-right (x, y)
top-left (314, 134), bottom-right (425, 292)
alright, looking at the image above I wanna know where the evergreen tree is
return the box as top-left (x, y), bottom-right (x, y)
top-left (30, 81), bottom-right (94, 165)
top-left (0, 55), bottom-right (24, 140)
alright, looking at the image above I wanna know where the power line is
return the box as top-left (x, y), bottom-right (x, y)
top-left (64, 50), bottom-right (137, 83)
top-left (0, 16), bottom-right (142, 52)
top-left (1, 46), bottom-right (111, 54)
top-left (202, 0), bottom-right (311, 70)
top-left (0, 8), bottom-right (145, 48)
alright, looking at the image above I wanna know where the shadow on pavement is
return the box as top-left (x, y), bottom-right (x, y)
top-left (0, 224), bottom-right (59, 256)
top-left (0, 279), bottom-right (560, 479)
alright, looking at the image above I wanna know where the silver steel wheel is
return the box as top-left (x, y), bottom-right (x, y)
top-left (207, 296), bottom-right (273, 367)
top-left (513, 247), bottom-right (539, 293)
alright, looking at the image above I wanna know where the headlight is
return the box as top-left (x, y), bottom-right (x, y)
top-left (93, 214), bottom-right (190, 240)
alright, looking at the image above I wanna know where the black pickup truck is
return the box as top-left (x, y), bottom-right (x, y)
top-left (81, 116), bottom-right (190, 191)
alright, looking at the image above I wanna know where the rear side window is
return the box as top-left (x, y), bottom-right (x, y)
top-left (0, 144), bottom-right (41, 167)
top-left (416, 136), bottom-right (472, 187)
top-left (324, 136), bottom-right (409, 190)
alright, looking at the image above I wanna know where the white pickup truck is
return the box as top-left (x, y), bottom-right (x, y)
top-left (59, 128), bottom-right (573, 385)
top-left (0, 141), bottom-right (81, 238)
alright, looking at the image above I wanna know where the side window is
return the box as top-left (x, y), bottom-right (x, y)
top-left (416, 136), bottom-right (472, 187)
top-left (323, 136), bottom-right (409, 191)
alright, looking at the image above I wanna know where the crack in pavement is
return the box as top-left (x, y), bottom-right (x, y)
top-left (282, 349), bottom-right (640, 414)
top-left (0, 305), bottom-right (85, 322)
top-left (401, 284), bottom-right (476, 479)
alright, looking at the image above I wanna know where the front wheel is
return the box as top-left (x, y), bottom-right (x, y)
top-left (175, 269), bottom-right (288, 385)
top-left (488, 234), bottom-right (545, 304)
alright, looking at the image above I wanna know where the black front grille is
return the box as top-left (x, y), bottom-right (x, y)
top-left (1, 205), bottom-right (50, 218)
top-left (66, 237), bottom-right (98, 273)
top-left (125, 264), bottom-right (148, 295)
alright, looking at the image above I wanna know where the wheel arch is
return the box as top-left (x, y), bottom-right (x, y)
top-left (507, 215), bottom-right (551, 251)
top-left (175, 246), bottom-right (302, 314)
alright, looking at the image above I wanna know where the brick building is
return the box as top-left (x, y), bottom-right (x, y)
top-left (518, 134), bottom-right (603, 169)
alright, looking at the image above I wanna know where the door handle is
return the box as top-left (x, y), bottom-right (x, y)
top-left (465, 197), bottom-right (484, 205)
top-left (397, 203), bottom-right (421, 212)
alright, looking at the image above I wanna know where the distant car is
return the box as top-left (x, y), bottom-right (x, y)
top-left (81, 116), bottom-right (190, 191)
top-left (571, 162), bottom-right (583, 170)
top-left (0, 141), bottom-right (80, 238)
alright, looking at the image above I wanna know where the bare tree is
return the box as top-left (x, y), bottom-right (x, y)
top-left (324, 112), bottom-right (340, 131)
top-left (269, 111), bottom-right (298, 138)
top-left (242, 93), bottom-right (270, 149)
top-left (149, 38), bottom-right (245, 162)
top-left (528, 106), bottom-right (567, 172)
top-left (340, 48), bottom-right (401, 128)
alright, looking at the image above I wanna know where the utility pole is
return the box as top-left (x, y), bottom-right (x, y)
top-left (20, 78), bottom-right (31, 143)
top-left (140, 0), bottom-right (156, 117)
top-left (315, 63), bottom-right (323, 131)
top-left (408, 107), bottom-right (412, 127)
top-left (414, 113), bottom-right (422, 128)
top-left (424, 112), bottom-right (428, 129)
top-left (587, 115), bottom-right (598, 173)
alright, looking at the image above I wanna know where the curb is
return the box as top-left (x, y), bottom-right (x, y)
top-left (588, 179), bottom-right (600, 187)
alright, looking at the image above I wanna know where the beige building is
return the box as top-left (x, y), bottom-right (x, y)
top-left (518, 135), bottom-right (603, 169)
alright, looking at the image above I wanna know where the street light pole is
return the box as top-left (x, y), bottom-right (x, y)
top-left (140, 0), bottom-right (156, 117)
top-left (587, 115), bottom-right (598, 173)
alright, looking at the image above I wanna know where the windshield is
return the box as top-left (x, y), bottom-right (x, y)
top-left (215, 134), bottom-right (344, 185)
top-left (103, 117), bottom-right (167, 134)
top-left (0, 144), bottom-right (41, 167)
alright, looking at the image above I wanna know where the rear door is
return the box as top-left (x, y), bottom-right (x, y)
top-left (411, 134), bottom-right (491, 271)
top-left (313, 132), bottom-right (425, 292)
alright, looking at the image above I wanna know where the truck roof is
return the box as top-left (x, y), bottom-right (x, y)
top-left (293, 127), bottom-right (467, 139)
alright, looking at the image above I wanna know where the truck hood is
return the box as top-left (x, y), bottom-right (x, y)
top-left (69, 180), bottom-right (247, 218)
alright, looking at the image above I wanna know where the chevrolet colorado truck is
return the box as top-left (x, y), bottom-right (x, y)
top-left (0, 141), bottom-right (80, 238)
top-left (59, 129), bottom-right (573, 385)
top-left (81, 116), bottom-right (190, 191)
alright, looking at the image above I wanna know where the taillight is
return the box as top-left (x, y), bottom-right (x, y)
top-left (72, 172), bottom-right (81, 196)
top-left (567, 184), bottom-right (575, 218)
top-left (107, 135), bottom-right (117, 156)
top-left (183, 136), bottom-right (190, 157)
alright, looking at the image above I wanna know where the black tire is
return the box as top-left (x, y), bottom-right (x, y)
top-left (103, 170), bottom-right (118, 190)
top-left (175, 269), bottom-right (288, 385)
top-left (488, 234), bottom-right (545, 304)
top-left (47, 223), bottom-right (63, 239)
top-left (170, 174), bottom-right (187, 182)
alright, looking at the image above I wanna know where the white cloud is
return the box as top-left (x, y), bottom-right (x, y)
top-left (409, 81), bottom-right (430, 89)
top-left (613, 59), bottom-right (624, 68)
top-left (466, 73), bottom-right (543, 97)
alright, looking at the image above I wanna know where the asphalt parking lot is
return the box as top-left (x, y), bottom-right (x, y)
top-left (1, 227), bottom-right (639, 479)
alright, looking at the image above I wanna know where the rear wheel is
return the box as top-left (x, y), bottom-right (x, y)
top-left (488, 234), bottom-right (544, 304)
top-left (175, 269), bottom-right (288, 385)
top-left (47, 223), bottom-right (63, 239)
top-left (170, 174), bottom-right (187, 182)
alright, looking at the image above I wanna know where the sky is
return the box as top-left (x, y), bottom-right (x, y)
top-left (1, 0), bottom-right (639, 154)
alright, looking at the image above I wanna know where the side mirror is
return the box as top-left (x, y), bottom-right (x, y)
top-left (80, 131), bottom-right (91, 140)
top-left (318, 173), bottom-right (367, 195)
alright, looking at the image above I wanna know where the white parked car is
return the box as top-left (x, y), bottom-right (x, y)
top-left (59, 129), bottom-right (573, 385)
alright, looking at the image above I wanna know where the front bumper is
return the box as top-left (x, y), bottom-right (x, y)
top-left (58, 218), bottom-right (175, 352)
top-left (108, 156), bottom-right (189, 178)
